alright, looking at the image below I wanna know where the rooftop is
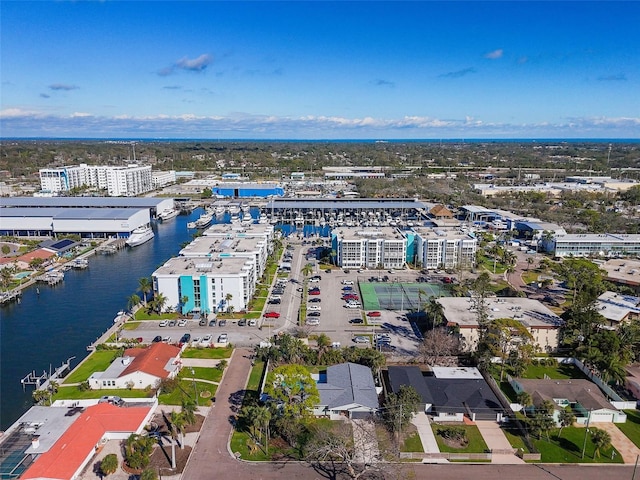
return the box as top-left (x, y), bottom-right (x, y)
top-left (154, 255), bottom-right (254, 277)
top-left (180, 236), bottom-right (265, 257)
top-left (316, 363), bottom-right (378, 410)
top-left (266, 197), bottom-right (427, 210)
top-left (333, 226), bottom-right (406, 241)
top-left (437, 296), bottom-right (563, 328)
top-left (600, 258), bottom-right (640, 287)
top-left (515, 378), bottom-right (615, 411)
top-left (1, 197), bottom-right (167, 208)
top-left (596, 291), bottom-right (640, 323)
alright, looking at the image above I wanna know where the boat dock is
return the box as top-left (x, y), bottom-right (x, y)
top-left (35, 271), bottom-right (64, 285)
top-left (20, 356), bottom-right (76, 392)
top-left (0, 289), bottom-right (22, 305)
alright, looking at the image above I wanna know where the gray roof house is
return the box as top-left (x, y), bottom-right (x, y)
top-left (313, 363), bottom-right (380, 419)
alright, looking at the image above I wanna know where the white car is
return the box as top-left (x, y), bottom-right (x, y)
top-left (201, 334), bottom-right (212, 346)
top-left (191, 336), bottom-right (201, 345)
top-left (178, 319), bottom-right (187, 327)
top-left (308, 277), bottom-right (320, 283)
top-left (307, 305), bottom-right (321, 311)
top-left (306, 318), bottom-right (320, 326)
top-left (248, 319), bottom-right (257, 327)
top-left (159, 320), bottom-right (168, 327)
top-left (344, 302), bottom-right (361, 309)
top-left (218, 333), bottom-right (229, 344)
top-left (342, 280), bottom-right (354, 285)
top-left (353, 336), bottom-right (370, 344)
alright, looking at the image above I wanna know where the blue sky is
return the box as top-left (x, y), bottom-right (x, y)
top-left (1, 1), bottom-right (639, 139)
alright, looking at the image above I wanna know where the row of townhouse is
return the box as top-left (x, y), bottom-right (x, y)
top-left (152, 223), bottom-right (274, 314)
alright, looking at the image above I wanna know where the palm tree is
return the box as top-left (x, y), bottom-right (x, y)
top-left (526, 257), bottom-right (535, 270)
top-left (425, 298), bottom-right (445, 329)
top-left (315, 333), bottom-right (332, 362)
top-left (225, 293), bottom-right (233, 313)
top-left (181, 399), bottom-right (197, 426)
top-left (170, 410), bottom-right (187, 449)
top-left (152, 292), bottom-right (167, 313)
top-left (517, 391), bottom-right (532, 417)
top-left (591, 428), bottom-right (611, 458)
top-left (557, 409), bottom-right (576, 439)
top-left (253, 405), bottom-right (272, 453)
top-left (301, 263), bottom-right (313, 278)
top-left (138, 277), bottom-right (152, 306)
top-left (127, 294), bottom-right (140, 313)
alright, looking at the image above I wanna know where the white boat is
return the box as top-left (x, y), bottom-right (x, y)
top-left (158, 208), bottom-right (179, 221)
top-left (113, 310), bottom-right (128, 323)
top-left (258, 213), bottom-right (268, 224)
top-left (215, 205), bottom-right (225, 215)
top-left (241, 202), bottom-right (250, 213)
top-left (187, 221), bottom-right (197, 229)
top-left (126, 225), bottom-right (155, 247)
top-left (195, 211), bottom-right (214, 228)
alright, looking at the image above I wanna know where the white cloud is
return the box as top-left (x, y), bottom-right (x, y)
top-left (484, 49), bottom-right (503, 59)
top-left (1, 111), bottom-right (638, 139)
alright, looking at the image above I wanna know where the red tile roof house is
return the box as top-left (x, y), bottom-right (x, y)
top-left (14, 248), bottom-right (56, 270)
top-left (88, 342), bottom-right (182, 390)
top-left (21, 402), bottom-right (153, 480)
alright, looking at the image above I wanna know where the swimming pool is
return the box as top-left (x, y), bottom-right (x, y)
top-left (12, 271), bottom-right (34, 279)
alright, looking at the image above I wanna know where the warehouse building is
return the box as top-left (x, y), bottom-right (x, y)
top-left (211, 182), bottom-right (284, 198)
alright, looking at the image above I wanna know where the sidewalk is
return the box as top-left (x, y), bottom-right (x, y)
top-left (598, 422), bottom-right (640, 464)
top-left (410, 412), bottom-right (440, 454)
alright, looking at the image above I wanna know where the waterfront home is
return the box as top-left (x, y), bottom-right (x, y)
top-left (88, 342), bottom-right (181, 390)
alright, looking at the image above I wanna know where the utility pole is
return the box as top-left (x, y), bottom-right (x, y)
top-left (581, 408), bottom-right (592, 459)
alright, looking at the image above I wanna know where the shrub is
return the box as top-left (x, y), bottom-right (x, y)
top-left (158, 377), bottom-right (180, 395)
top-left (100, 453), bottom-right (118, 476)
top-left (436, 426), bottom-right (467, 442)
top-left (531, 359), bottom-right (539, 366)
top-left (78, 381), bottom-right (91, 392)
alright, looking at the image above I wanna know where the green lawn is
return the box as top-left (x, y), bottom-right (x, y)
top-left (247, 361), bottom-right (265, 392)
top-left (616, 410), bottom-right (640, 448)
top-left (502, 424), bottom-right (530, 452)
top-left (432, 424), bottom-right (489, 453)
top-left (53, 386), bottom-right (152, 401)
top-left (158, 380), bottom-right (216, 406)
top-left (134, 310), bottom-right (179, 320)
top-left (180, 366), bottom-right (223, 383)
top-left (121, 321), bottom-right (141, 331)
top-left (181, 347), bottom-right (233, 359)
top-left (533, 427), bottom-right (622, 463)
top-left (402, 432), bottom-right (424, 452)
top-left (522, 363), bottom-right (587, 380)
top-left (63, 351), bottom-right (121, 384)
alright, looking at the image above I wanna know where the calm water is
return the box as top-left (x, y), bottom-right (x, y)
top-left (0, 209), bottom-right (203, 430)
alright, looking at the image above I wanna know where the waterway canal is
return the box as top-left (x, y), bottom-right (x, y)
top-left (0, 209), bottom-right (203, 430)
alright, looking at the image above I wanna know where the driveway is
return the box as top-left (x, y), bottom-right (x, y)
top-left (598, 422), bottom-right (640, 463)
top-left (475, 420), bottom-right (524, 464)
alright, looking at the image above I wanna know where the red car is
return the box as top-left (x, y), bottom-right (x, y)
top-left (308, 290), bottom-right (321, 295)
top-left (367, 311), bottom-right (381, 317)
top-left (264, 311), bottom-right (281, 318)
top-left (343, 294), bottom-right (359, 300)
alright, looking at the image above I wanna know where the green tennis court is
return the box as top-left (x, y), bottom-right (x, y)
top-left (359, 282), bottom-right (448, 311)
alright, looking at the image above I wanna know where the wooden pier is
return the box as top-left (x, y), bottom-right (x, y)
top-left (21, 356), bottom-right (76, 392)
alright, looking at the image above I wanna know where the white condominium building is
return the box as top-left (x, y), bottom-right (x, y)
top-left (39, 163), bottom-right (153, 196)
top-left (410, 227), bottom-right (477, 270)
top-left (153, 256), bottom-right (256, 314)
top-left (331, 227), bottom-right (406, 269)
top-left (545, 233), bottom-right (640, 258)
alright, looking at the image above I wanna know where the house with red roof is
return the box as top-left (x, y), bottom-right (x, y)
top-left (88, 342), bottom-right (182, 390)
top-left (21, 402), bottom-right (153, 480)
top-left (13, 248), bottom-right (56, 270)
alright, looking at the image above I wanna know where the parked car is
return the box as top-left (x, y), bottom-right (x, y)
top-left (152, 335), bottom-right (162, 342)
top-left (159, 320), bottom-right (168, 327)
top-left (199, 318), bottom-right (207, 326)
top-left (238, 319), bottom-right (247, 326)
top-left (248, 319), bottom-right (257, 327)
top-left (162, 336), bottom-right (172, 343)
top-left (201, 334), bottom-right (212, 346)
top-left (264, 311), bottom-right (281, 318)
top-left (307, 311), bottom-right (321, 317)
top-left (217, 333), bottom-right (228, 344)
top-left (342, 294), bottom-right (359, 300)
top-left (308, 277), bottom-right (320, 283)
top-left (268, 298), bottom-right (281, 304)
top-left (308, 297), bottom-right (321, 303)
top-left (342, 286), bottom-right (353, 291)
top-left (178, 319), bottom-right (188, 327)
top-left (349, 318), bottom-right (364, 324)
top-left (353, 336), bottom-right (370, 344)
top-left (209, 319), bottom-right (217, 327)
top-left (168, 320), bottom-right (177, 327)
top-left (367, 311), bottom-right (382, 317)
top-left (308, 290), bottom-right (321, 295)
top-left (342, 280), bottom-right (354, 285)
top-left (218, 319), bottom-right (227, 327)
top-left (307, 305), bottom-right (321, 311)
top-left (191, 336), bottom-right (201, 345)
top-left (179, 333), bottom-right (191, 345)
top-left (306, 318), bottom-right (320, 326)
top-left (344, 302), bottom-right (361, 309)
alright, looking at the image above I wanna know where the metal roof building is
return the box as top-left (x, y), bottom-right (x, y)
top-left (0, 207), bottom-right (150, 238)
top-left (0, 196), bottom-right (173, 212)
top-left (265, 197), bottom-right (427, 212)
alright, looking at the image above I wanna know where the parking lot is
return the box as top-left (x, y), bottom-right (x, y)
top-left (127, 239), bottom-right (453, 356)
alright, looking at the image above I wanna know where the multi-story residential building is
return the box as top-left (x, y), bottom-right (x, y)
top-left (543, 233), bottom-right (640, 258)
top-left (152, 170), bottom-right (177, 189)
top-left (39, 164), bottom-right (153, 196)
top-left (331, 227), bottom-right (406, 269)
top-left (39, 165), bottom-right (88, 192)
top-left (407, 227), bottom-right (477, 270)
top-left (437, 297), bottom-right (563, 353)
top-left (153, 256), bottom-right (256, 314)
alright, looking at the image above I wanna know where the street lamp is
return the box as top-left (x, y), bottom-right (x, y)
top-left (190, 367), bottom-right (198, 403)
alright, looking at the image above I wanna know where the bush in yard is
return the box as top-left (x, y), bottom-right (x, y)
top-left (99, 454), bottom-right (118, 476)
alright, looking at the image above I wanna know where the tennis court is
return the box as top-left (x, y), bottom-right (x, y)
top-left (359, 281), bottom-right (448, 311)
